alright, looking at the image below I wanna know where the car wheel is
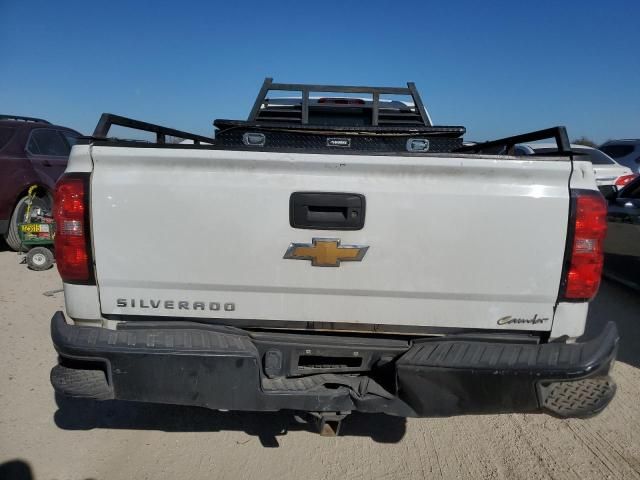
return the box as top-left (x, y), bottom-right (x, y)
top-left (26, 247), bottom-right (55, 271)
top-left (4, 193), bottom-right (52, 251)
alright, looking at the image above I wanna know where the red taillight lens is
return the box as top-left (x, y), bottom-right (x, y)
top-left (615, 173), bottom-right (638, 188)
top-left (54, 174), bottom-right (93, 283)
top-left (563, 190), bottom-right (607, 300)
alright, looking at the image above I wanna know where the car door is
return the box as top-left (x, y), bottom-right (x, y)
top-left (0, 124), bottom-right (24, 224)
top-left (604, 177), bottom-right (640, 286)
top-left (26, 128), bottom-right (78, 185)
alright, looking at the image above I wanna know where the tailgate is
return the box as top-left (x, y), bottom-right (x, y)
top-left (90, 147), bottom-right (571, 332)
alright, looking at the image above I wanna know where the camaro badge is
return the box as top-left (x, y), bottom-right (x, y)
top-left (284, 238), bottom-right (369, 267)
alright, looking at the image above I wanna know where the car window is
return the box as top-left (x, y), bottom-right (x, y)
top-left (26, 132), bottom-right (41, 154)
top-left (601, 144), bottom-right (634, 159)
top-left (27, 128), bottom-right (71, 156)
top-left (60, 130), bottom-right (80, 148)
top-left (0, 126), bottom-right (16, 150)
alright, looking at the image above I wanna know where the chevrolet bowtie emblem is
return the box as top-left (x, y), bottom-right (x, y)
top-left (283, 238), bottom-right (369, 267)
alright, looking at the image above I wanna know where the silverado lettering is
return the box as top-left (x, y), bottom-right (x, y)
top-left (116, 299), bottom-right (235, 311)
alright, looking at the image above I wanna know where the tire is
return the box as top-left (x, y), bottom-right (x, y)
top-left (26, 246), bottom-right (54, 271)
top-left (4, 194), bottom-right (52, 251)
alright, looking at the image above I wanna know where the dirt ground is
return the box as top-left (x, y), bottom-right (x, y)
top-left (1, 246), bottom-right (639, 480)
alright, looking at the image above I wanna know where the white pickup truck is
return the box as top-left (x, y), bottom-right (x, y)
top-left (50, 79), bottom-right (618, 434)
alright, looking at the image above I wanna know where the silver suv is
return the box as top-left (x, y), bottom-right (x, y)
top-left (600, 139), bottom-right (640, 174)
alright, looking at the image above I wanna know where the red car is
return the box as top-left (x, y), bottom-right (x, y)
top-left (0, 115), bottom-right (81, 250)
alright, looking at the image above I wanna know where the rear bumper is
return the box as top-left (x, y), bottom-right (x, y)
top-left (50, 311), bottom-right (618, 418)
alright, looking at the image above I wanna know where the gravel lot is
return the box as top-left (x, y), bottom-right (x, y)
top-left (1, 246), bottom-right (639, 480)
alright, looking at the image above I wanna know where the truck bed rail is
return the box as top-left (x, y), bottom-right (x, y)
top-left (92, 113), bottom-right (215, 145)
top-left (456, 127), bottom-right (572, 155)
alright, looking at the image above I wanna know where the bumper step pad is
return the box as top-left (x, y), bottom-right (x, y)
top-left (50, 364), bottom-right (114, 400)
top-left (539, 377), bottom-right (616, 418)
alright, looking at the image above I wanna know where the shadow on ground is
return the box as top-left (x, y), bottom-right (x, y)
top-left (0, 460), bottom-right (34, 480)
top-left (582, 278), bottom-right (640, 368)
top-left (0, 237), bottom-right (11, 252)
top-left (0, 459), bottom-right (94, 480)
top-left (53, 394), bottom-right (406, 446)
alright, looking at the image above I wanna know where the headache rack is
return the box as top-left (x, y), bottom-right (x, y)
top-left (246, 77), bottom-right (432, 127)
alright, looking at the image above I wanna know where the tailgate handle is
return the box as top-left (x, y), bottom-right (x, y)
top-left (290, 192), bottom-right (365, 230)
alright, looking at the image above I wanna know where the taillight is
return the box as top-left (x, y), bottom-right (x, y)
top-left (54, 173), bottom-right (94, 284)
top-left (615, 173), bottom-right (638, 188)
top-left (561, 190), bottom-right (607, 300)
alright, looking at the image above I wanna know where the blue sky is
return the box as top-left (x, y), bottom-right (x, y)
top-left (1, 0), bottom-right (638, 143)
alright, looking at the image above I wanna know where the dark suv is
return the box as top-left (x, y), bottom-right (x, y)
top-left (0, 115), bottom-right (81, 250)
